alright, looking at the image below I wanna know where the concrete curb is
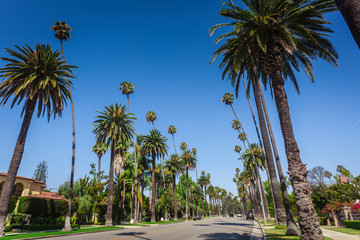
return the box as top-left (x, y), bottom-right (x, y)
top-left (250, 220), bottom-right (265, 240)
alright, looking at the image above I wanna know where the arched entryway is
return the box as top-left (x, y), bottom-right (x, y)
top-left (14, 183), bottom-right (24, 197)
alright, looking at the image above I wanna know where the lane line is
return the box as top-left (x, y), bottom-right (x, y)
top-left (112, 225), bottom-right (192, 240)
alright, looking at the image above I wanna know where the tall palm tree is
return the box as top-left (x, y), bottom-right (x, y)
top-left (145, 111), bottom-right (157, 129)
top-left (92, 142), bottom-right (108, 181)
top-left (182, 149), bottom-right (197, 220)
top-left (166, 154), bottom-right (183, 220)
top-left (93, 104), bottom-right (134, 226)
top-left (141, 130), bottom-right (168, 222)
top-left (0, 44), bottom-right (76, 236)
top-left (211, 1), bottom-right (338, 238)
top-left (120, 81), bottom-right (140, 223)
top-left (168, 125), bottom-right (178, 154)
top-left (180, 142), bottom-right (188, 152)
top-left (335, 0), bottom-right (360, 49)
top-left (50, 21), bottom-right (78, 231)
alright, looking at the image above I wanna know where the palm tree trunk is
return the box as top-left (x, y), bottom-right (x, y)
top-left (186, 168), bottom-right (190, 221)
top-left (252, 79), bottom-right (287, 224)
top-left (0, 101), bottom-right (36, 237)
top-left (151, 153), bottom-right (156, 222)
top-left (106, 141), bottom-right (115, 226)
top-left (160, 158), bottom-right (168, 221)
top-left (131, 182), bottom-right (134, 220)
top-left (204, 186), bottom-right (207, 216)
top-left (335, 0), bottom-right (360, 49)
top-left (127, 96), bottom-right (139, 224)
top-left (258, 80), bottom-right (300, 235)
top-left (98, 155), bottom-right (102, 182)
top-left (59, 40), bottom-right (76, 232)
top-left (271, 71), bottom-right (322, 239)
top-left (172, 135), bottom-right (177, 154)
top-left (173, 174), bottom-right (178, 220)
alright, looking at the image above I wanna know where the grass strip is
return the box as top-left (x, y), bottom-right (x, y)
top-left (326, 227), bottom-right (360, 235)
top-left (140, 220), bottom-right (184, 225)
top-left (265, 228), bottom-right (333, 240)
top-left (3, 226), bottom-right (122, 239)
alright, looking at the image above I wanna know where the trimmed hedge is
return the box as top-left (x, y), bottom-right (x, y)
top-left (23, 224), bottom-right (79, 231)
top-left (8, 196), bottom-right (18, 213)
top-left (19, 197), bottom-right (67, 218)
top-left (274, 225), bottom-right (286, 229)
top-left (344, 221), bottom-right (360, 230)
top-left (5, 225), bottom-right (12, 232)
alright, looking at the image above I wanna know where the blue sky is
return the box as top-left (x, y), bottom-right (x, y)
top-left (0, 0), bottom-right (359, 196)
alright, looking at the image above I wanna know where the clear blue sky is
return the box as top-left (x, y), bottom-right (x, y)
top-left (0, 0), bottom-right (359, 196)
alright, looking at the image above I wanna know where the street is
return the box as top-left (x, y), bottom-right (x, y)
top-left (49, 217), bottom-right (260, 240)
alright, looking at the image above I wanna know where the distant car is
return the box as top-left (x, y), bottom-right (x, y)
top-left (246, 212), bottom-right (254, 220)
top-left (193, 215), bottom-right (201, 220)
top-left (229, 213), bottom-right (234, 217)
top-left (223, 213), bottom-right (227, 217)
top-left (237, 213), bottom-right (242, 217)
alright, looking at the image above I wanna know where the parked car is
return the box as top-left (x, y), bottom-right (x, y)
top-left (246, 212), bottom-right (254, 220)
top-left (237, 213), bottom-right (242, 217)
top-left (193, 215), bottom-right (202, 220)
top-left (229, 213), bottom-right (234, 217)
top-left (222, 213), bottom-right (227, 217)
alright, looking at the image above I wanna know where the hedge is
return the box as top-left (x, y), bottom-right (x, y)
top-left (5, 226), bottom-right (12, 232)
top-left (274, 225), bottom-right (286, 229)
top-left (23, 224), bottom-right (78, 231)
top-left (18, 197), bottom-right (67, 218)
top-left (8, 196), bottom-right (18, 213)
top-left (344, 221), bottom-right (360, 230)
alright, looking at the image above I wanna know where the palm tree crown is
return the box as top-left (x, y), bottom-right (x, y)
top-left (180, 142), bottom-right (188, 151)
top-left (51, 21), bottom-right (72, 42)
top-left (119, 81), bottom-right (134, 96)
top-left (166, 154), bottom-right (183, 176)
top-left (168, 125), bottom-right (177, 135)
top-left (221, 92), bottom-right (234, 105)
top-left (234, 145), bottom-right (242, 153)
top-left (0, 44), bottom-right (76, 119)
top-left (145, 111), bottom-right (157, 126)
top-left (141, 129), bottom-right (168, 159)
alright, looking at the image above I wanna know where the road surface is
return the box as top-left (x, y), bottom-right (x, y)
top-left (48, 217), bottom-right (261, 240)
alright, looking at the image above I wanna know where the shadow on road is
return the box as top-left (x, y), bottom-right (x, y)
top-left (198, 232), bottom-right (251, 240)
top-left (213, 222), bottom-right (253, 227)
top-left (113, 231), bottom-right (151, 240)
top-left (194, 224), bottom-right (211, 227)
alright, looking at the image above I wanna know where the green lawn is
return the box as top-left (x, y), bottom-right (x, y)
top-left (326, 227), bottom-right (360, 235)
top-left (260, 219), bottom-right (276, 226)
top-left (3, 226), bottom-right (122, 239)
top-left (265, 228), bottom-right (333, 240)
top-left (140, 220), bottom-right (184, 224)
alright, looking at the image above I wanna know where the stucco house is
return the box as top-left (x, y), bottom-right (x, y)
top-left (0, 173), bottom-right (46, 197)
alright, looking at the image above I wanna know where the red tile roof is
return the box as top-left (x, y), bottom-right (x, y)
top-left (0, 173), bottom-right (45, 185)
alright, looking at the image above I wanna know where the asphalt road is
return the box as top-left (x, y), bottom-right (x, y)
top-left (48, 217), bottom-right (257, 240)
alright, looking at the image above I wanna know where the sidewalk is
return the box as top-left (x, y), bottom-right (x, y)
top-left (250, 220), bottom-right (264, 240)
top-left (322, 227), bottom-right (360, 240)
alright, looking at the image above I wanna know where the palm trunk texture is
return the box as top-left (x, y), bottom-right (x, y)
top-left (106, 142), bottom-right (115, 226)
top-left (151, 153), bottom-right (156, 222)
top-left (252, 80), bottom-right (287, 225)
top-left (336, 0), bottom-right (360, 49)
top-left (271, 71), bottom-right (322, 239)
top-left (186, 168), bottom-right (190, 221)
top-left (0, 101), bottom-right (36, 237)
top-left (173, 174), bottom-right (178, 220)
top-left (258, 80), bottom-right (300, 235)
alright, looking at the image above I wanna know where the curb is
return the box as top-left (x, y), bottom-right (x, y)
top-left (251, 220), bottom-right (266, 240)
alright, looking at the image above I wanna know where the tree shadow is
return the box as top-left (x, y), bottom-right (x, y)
top-left (198, 232), bottom-right (251, 239)
top-left (113, 231), bottom-right (151, 240)
top-left (214, 222), bottom-right (253, 227)
top-left (194, 224), bottom-right (211, 226)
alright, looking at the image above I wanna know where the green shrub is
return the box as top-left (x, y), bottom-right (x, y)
top-left (274, 225), bottom-right (287, 229)
top-left (10, 214), bottom-right (23, 224)
top-left (23, 224), bottom-right (78, 231)
top-left (21, 197), bottom-right (67, 218)
top-left (95, 222), bottom-right (105, 225)
top-left (5, 225), bottom-right (12, 232)
top-left (8, 196), bottom-right (18, 213)
top-left (319, 217), bottom-right (328, 225)
top-left (16, 196), bottom-right (26, 213)
top-left (344, 221), bottom-right (360, 230)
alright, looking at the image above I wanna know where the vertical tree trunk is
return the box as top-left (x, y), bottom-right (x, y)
top-left (271, 71), bottom-right (322, 239)
top-left (173, 174), bottom-right (178, 220)
top-left (186, 168), bottom-right (190, 221)
top-left (0, 101), bottom-right (35, 237)
top-left (335, 0), bottom-right (360, 49)
top-left (151, 153), bottom-right (156, 222)
top-left (258, 80), bottom-right (300, 235)
top-left (106, 142), bottom-right (115, 226)
top-left (204, 186), bottom-right (207, 216)
top-left (98, 155), bottom-right (102, 181)
top-left (60, 40), bottom-right (76, 232)
top-left (252, 79), bottom-right (287, 224)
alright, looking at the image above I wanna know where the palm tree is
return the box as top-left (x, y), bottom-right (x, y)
top-left (180, 142), bottom-right (188, 152)
top-left (145, 111), bottom-right (157, 129)
top-left (50, 21), bottom-right (78, 231)
top-left (92, 142), bottom-right (108, 181)
top-left (120, 81), bottom-right (140, 223)
top-left (182, 149), bottom-right (197, 220)
top-left (166, 154), bottom-right (183, 220)
top-left (211, 1), bottom-right (338, 238)
top-left (141, 130), bottom-right (168, 222)
top-left (0, 44), bottom-right (76, 236)
top-left (93, 104), bottom-right (134, 226)
top-left (168, 125), bottom-right (178, 154)
top-left (335, 0), bottom-right (360, 49)
top-left (234, 145), bottom-right (242, 156)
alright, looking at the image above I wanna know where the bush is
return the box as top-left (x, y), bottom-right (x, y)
top-left (274, 225), bottom-right (286, 229)
top-left (95, 222), bottom-right (105, 225)
top-left (23, 224), bottom-right (78, 231)
top-left (344, 221), bottom-right (360, 230)
top-left (319, 217), bottom-right (328, 225)
top-left (5, 226), bottom-right (12, 232)
top-left (20, 197), bottom-right (67, 218)
top-left (16, 196), bottom-right (26, 213)
top-left (8, 196), bottom-right (18, 213)
top-left (10, 214), bottom-right (23, 224)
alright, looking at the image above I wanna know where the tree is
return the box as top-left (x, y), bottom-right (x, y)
top-left (211, 1), bottom-right (338, 238)
top-left (181, 149), bottom-right (197, 221)
top-left (180, 142), bottom-right (188, 152)
top-left (166, 154), bottom-right (183, 220)
top-left (141, 129), bottom-right (168, 222)
top-left (93, 104), bottom-right (134, 226)
top-left (335, 0), bottom-right (360, 49)
top-left (33, 161), bottom-right (48, 184)
top-left (0, 43), bottom-right (76, 237)
top-left (50, 20), bottom-right (78, 232)
top-left (168, 125), bottom-right (178, 154)
top-left (92, 142), bottom-right (108, 181)
top-left (308, 166), bottom-right (327, 188)
top-left (120, 81), bottom-right (139, 223)
top-left (145, 111), bottom-right (157, 130)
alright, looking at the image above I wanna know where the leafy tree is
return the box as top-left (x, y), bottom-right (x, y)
top-left (168, 125), bottom-right (178, 154)
top-left (145, 111), bottom-right (157, 130)
top-left (93, 104), bottom-right (134, 226)
top-left (92, 142), bottom-right (108, 181)
top-left (182, 149), bottom-right (197, 220)
top-left (33, 161), bottom-right (48, 185)
top-left (166, 154), bottom-right (183, 220)
top-left (0, 43), bottom-right (76, 237)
